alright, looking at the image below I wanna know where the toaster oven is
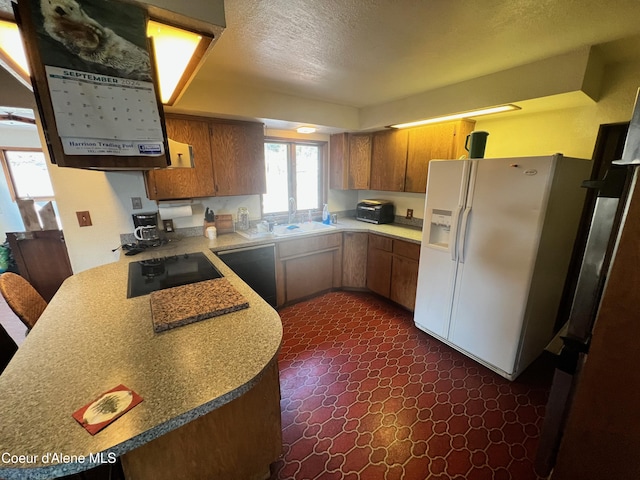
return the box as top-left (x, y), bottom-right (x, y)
top-left (356, 200), bottom-right (395, 224)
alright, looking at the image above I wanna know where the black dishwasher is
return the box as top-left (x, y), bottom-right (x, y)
top-left (215, 244), bottom-right (277, 307)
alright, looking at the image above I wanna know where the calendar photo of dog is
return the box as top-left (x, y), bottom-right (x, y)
top-left (34, 0), bottom-right (152, 81)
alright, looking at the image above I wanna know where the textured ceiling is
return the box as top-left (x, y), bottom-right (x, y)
top-left (2, 0), bottom-right (640, 115)
top-left (195, 0), bottom-right (640, 108)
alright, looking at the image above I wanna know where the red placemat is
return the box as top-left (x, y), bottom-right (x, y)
top-left (72, 384), bottom-right (143, 435)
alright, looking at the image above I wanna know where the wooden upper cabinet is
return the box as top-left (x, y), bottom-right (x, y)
top-left (145, 116), bottom-right (215, 200)
top-left (370, 129), bottom-right (408, 191)
top-left (405, 120), bottom-right (475, 193)
top-left (452, 119), bottom-right (477, 160)
top-left (329, 133), bottom-right (349, 189)
top-left (348, 134), bottom-right (372, 190)
top-left (211, 122), bottom-right (266, 196)
top-left (329, 133), bottom-right (371, 190)
top-left (144, 116), bottom-right (265, 200)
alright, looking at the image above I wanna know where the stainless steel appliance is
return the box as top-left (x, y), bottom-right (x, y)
top-left (127, 252), bottom-right (223, 298)
top-left (216, 245), bottom-right (276, 307)
top-left (534, 90), bottom-right (640, 476)
top-left (356, 199), bottom-right (394, 224)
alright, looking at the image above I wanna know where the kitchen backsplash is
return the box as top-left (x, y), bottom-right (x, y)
top-left (119, 210), bottom-right (423, 245)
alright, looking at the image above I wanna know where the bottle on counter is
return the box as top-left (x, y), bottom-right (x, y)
top-left (322, 204), bottom-right (330, 225)
top-left (237, 207), bottom-right (250, 231)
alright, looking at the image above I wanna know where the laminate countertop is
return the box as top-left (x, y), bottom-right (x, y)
top-left (205, 217), bottom-right (422, 254)
top-left (0, 219), bottom-right (419, 479)
top-left (0, 245), bottom-right (282, 479)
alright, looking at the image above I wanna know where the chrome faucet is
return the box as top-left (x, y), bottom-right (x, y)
top-left (288, 197), bottom-right (296, 224)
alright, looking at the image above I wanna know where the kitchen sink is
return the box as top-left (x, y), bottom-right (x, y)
top-left (235, 222), bottom-right (336, 239)
top-left (272, 222), bottom-right (336, 237)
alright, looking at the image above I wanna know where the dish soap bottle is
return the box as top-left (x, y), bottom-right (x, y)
top-left (322, 204), bottom-right (330, 225)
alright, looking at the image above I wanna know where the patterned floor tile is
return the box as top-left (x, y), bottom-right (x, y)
top-left (270, 291), bottom-right (552, 480)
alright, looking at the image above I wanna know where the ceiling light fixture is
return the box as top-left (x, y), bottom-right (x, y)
top-left (147, 20), bottom-right (212, 105)
top-left (0, 18), bottom-right (212, 106)
top-left (0, 19), bottom-right (31, 89)
top-left (390, 104), bottom-right (521, 129)
top-left (296, 126), bottom-right (316, 134)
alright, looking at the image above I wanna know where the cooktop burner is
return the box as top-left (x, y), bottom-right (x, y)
top-left (127, 252), bottom-right (223, 298)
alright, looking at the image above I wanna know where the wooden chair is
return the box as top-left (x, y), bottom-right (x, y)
top-left (0, 272), bottom-right (48, 330)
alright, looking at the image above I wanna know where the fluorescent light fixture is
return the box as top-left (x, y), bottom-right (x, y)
top-left (391, 104), bottom-right (521, 129)
top-left (147, 20), bottom-right (211, 105)
top-left (0, 19), bottom-right (211, 105)
top-left (0, 20), bottom-right (31, 89)
top-left (296, 126), bottom-right (316, 134)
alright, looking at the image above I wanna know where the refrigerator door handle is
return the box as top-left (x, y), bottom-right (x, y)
top-left (458, 206), bottom-right (472, 263)
top-left (450, 206), bottom-right (463, 261)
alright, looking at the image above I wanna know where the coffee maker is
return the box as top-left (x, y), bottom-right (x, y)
top-left (132, 212), bottom-right (160, 246)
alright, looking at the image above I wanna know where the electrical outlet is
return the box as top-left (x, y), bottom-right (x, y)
top-left (76, 211), bottom-right (92, 227)
top-left (131, 197), bottom-right (143, 209)
top-left (406, 209), bottom-right (413, 220)
top-left (163, 219), bottom-right (174, 232)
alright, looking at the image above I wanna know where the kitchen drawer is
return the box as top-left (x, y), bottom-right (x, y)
top-left (278, 232), bottom-right (342, 259)
top-left (368, 233), bottom-right (392, 252)
top-left (393, 239), bottom-right (420, 260)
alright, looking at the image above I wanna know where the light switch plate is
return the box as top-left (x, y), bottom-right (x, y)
top-left (76, 211), bottom-right (92, 227)
top-left (131, 197), bottom-right (143, 209)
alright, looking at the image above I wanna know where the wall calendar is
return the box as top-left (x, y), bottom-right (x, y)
top-left (16, 0), bottom-right (169, 169)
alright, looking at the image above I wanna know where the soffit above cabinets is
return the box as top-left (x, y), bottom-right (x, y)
top-left (3, 0), bottom-right (640, 132)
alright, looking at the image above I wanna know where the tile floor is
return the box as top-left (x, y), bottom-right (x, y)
top-left (270, 291), bottom-right (552, 480)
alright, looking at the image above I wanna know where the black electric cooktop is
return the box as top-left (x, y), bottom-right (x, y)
top-left (127, 252), bottom-right (223, 298)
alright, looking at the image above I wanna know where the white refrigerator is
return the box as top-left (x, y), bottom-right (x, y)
top-left (414, 154), bottom-right (591, 380)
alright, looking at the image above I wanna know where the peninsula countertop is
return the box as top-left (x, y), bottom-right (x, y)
top-left (0, 246), bottom-right (283, 479)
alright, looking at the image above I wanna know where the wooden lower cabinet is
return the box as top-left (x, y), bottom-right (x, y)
top-left (366, 234), bottom-right (393, 297)
top-left (366, 233), bottom-right (420, 311)
top-left (342, 232), bottom-right (368, 288)
top-left (121, 359), bottom-right (281, 480)
top-left (284, 251), bottom-right (336, 301)
top-left (277, 232), bottom-right (420, 310)
top-left (276, 233), bottom-right (343, 306)
top-left (390, 240), bottom-right (420, 310)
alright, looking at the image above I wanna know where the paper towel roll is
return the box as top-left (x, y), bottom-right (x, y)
top-left (158, 205), bottom-right (193, 219)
